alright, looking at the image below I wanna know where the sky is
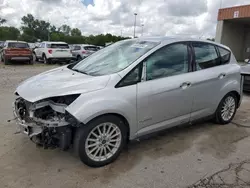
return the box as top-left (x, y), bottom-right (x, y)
top-left (1, 0), bottom-right (250, 38)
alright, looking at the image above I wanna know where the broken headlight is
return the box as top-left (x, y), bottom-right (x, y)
top-left (48, 94), bottom-right (80, 105)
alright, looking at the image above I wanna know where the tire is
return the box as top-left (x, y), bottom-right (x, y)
top-left (74, 115), bottom-right (128, 167)
top-left (77, 55), bottom-right (82, 61)
top-left (33, 53), bottom-right (38, 61)
top-left (28, 60), bottom-right (34, 65)
top-left (43, 54), bottom-right (50, 64)
top-left (3, 57), bottom-right (10, 65)
top-left (215, 93), bottom-right (238, 124)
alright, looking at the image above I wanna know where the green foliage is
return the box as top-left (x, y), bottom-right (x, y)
top-left (207, 38), bottom-right (215, 42)
top-left (0, 17), bottom-right (7, 25)
top-left (71, 28), bottom-right (81, 36)
top-left (0, 26), bottom-right (20, 40)
top-left (0, 14), bottom-right (130, 46)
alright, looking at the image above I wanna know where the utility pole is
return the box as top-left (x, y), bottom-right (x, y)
top-left (133, 13), bottom-right (137, 38)
top-left (141, 24), bottom-right (144, 36)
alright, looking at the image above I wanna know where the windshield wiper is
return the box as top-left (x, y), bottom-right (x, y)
top-left (72, 68), bottom-right (88, 75)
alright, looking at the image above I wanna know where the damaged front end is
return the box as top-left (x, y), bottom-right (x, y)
top-left (13, 94), bottom-right (80, 150)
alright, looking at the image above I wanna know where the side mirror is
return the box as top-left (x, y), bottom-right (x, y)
top-left (244, 59), bottom-right (249, 63)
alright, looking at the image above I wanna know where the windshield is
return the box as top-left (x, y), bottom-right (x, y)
top-left (8, 42), bottom-right (29, 48)
top-left (71, 40), bottom-right (159, 76)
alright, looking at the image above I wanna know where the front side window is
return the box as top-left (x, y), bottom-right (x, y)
top-left (218, 47), bottom-right (230, 65)
top-left (41, 43), bottom-right (45, 48)
top-left (145, 43), bottom-right (189, 81)
top-left (193, 42), bottom-right (220, 70)
top-left (117, 65), bottom-right (142, 87)
top-left (71, 40), bottom-right (159, 76)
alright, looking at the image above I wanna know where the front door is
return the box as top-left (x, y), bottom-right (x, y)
top-left (136, 43), bottom-right (194, 137)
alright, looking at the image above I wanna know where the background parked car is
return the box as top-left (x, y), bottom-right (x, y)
top-left (72, 44), bottom-right (100, 60)
top-left (33, 41), bottom-right (73, 64)
top-left (0, 41), bottom-right (4, 49)
top-left (0, 40), bottom-right (33, 65)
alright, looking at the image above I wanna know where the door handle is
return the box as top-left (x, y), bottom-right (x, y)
top-left (218, 73), bottom-right (226, 79)
top-left (180, 82), bottom-right (191, 89)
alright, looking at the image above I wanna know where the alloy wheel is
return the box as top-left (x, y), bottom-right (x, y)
top-left (85, 122), bottom-right (122, 162)
top-left (221, 96), bottom-right (236, 121)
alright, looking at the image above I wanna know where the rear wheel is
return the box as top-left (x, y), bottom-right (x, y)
top-left (3, 57), bottom-right (10, 65)
top-left (77, 55), bottom-right (82, 61)
top-left (215, 93), bottom-right (237, 124)
top-left (74, 115), bottom-right (127, 167)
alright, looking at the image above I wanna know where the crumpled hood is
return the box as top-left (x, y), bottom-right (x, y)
top-left (16, 66), bottom-right (110, 102)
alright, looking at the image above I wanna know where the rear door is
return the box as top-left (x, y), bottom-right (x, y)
top-left (48, 43), bottom-right (71, 57)
top-left (72, 45), bottom-right (81, 57)
top-left (189, 42), bottom-right (233, 120)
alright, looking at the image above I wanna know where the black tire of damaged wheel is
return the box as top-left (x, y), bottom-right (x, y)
top-left (215, 93), bottom-right (237, 124)
top-left (73, 115), bottom-right (128, 167)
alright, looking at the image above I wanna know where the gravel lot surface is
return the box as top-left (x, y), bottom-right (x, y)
top-left (0, 63), bottom-right (250, 188)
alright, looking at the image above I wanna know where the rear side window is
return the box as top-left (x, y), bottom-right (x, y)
top-left (74, 46), bottom-right (81, 50)
top-left (218, 47), bottom-right (231, 65)
top-left (47, 43), bottom-right (69, 49)
top-left (84, 46), bottom-right (99, 51)
top-left (8, 42), bottom-right (29, 48)
top-left (193, 42), bottom-right (220, 70)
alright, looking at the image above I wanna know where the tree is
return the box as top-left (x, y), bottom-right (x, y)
top-left (21, 14), bottom-right (51, 42)
top-left (59, 24), bottom-right (71, 36)
top-left (207, 38), bottom-right (215, 42)
top-left (71, 28), bottom-right (81, 36)
top-left (0, 18), bottom-right (7, 25)
top-left (0, 26), bottom-right (20, 40)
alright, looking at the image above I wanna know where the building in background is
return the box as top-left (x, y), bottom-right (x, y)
top-left (215, 4), bottom-right (250, 61)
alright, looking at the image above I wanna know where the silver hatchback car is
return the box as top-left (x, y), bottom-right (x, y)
top-left (14, 37), bottom-right (242, 167)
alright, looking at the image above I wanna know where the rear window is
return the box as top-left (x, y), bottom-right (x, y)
top-left (83, 46), bottom-right (99, 51)
top-left (8, 42), bottom-right (29, 48)
top-left (47, 43), bottom-right (69, 49)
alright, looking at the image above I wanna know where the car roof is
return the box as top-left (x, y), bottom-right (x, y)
top-left (43, 41), bottom-right (68, 44)
top-left (5, 40), bottom-right (27, 43)
top-left (129, 36), bottom-right (230, 51)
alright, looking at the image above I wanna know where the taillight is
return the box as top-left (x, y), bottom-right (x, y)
top-left (48, 49), bottom-right (53, 54)
top-left (82, 50), bottom-right (86, 54)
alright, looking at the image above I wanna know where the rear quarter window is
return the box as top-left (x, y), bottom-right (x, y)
top-left (193, 42), bottom-right (220, 70)
top-left (84, 46), bottom-right (99, 51)
top-left (218, 47), bottom-right (231, 65)
top-left (8, 42), bottom-right (29, 48)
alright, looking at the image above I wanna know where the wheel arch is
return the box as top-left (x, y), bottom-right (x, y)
top-left (84, 113), bottom-right (131, 141)
top-left (227, 90), bottom-right (241, 108)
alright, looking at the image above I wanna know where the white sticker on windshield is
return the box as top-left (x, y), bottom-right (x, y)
top-left (131, 44), bottom-right (148, 48)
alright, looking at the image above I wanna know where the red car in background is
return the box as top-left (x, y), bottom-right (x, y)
top-left (0, 40), bottom-right (33, 65)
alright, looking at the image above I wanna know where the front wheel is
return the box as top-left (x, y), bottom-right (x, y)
top-left (215, 93), bottom-right (237, 124)
top-left (74, 115), bottom-right (127, 167)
